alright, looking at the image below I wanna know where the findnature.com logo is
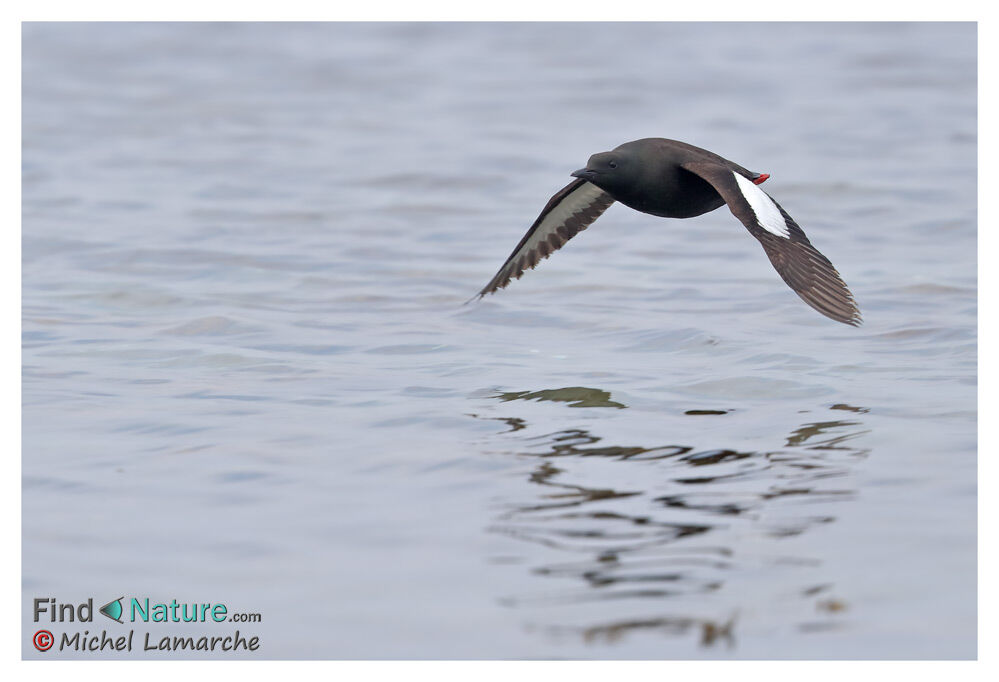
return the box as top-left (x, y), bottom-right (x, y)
top-left (31, 596), bottom-right (263, 654)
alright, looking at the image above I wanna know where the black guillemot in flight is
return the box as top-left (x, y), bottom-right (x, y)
top-left (475, 138), bottom-right (861, 326)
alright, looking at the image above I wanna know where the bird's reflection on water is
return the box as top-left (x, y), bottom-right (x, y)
top-left (472, 386), bottom-right (871, 648)
top-left (496, 386), bottom-right (627, 410)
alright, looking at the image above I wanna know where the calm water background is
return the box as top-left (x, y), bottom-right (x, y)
top-left (22, 22), bottom-right (976, 659)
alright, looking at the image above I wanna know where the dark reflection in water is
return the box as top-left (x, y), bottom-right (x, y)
top-left (475, 387), bottom-right (871, 648)
top-left (497, 386), bottom-right (627, 409)
top-left (574, 614), bottom-right (736, 647)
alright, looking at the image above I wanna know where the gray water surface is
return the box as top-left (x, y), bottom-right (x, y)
top-left (22, 22), bottom-right (976, 659)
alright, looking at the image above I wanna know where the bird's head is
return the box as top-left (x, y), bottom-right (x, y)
top-left (570, 150), bottom-right (629, 193)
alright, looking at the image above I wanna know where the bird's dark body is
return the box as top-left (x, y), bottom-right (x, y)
top-left (577, 138), bottom-right (752, 218)
top-left (476, 137), bottom-right (862, 326)
top-left (616, 164), bottom-right (724, 218)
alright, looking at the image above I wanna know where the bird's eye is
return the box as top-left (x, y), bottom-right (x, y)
top-left (608, 161), bottom-right (618, 169)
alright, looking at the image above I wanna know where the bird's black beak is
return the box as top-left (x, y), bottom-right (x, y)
top-left (571, 167), bottom-right (596, 180)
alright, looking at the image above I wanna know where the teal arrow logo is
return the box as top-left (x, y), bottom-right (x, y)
top-left (99, 597), bottom-right (124, 623)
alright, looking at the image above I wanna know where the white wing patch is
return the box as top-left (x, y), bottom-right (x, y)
top-left (733, 172), bottom-right (789, 239)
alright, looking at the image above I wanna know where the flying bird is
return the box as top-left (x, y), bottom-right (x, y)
top-left (475, 138), bottom-right (861, 326)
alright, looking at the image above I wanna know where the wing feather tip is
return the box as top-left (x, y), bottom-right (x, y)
top-left (825, 300), bottom-right (862, 326)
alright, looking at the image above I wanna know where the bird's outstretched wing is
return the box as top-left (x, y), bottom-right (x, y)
top-left (475, 178), bottom-right (615, 297)
top-left (681, 161), bottom-right (862, 326)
